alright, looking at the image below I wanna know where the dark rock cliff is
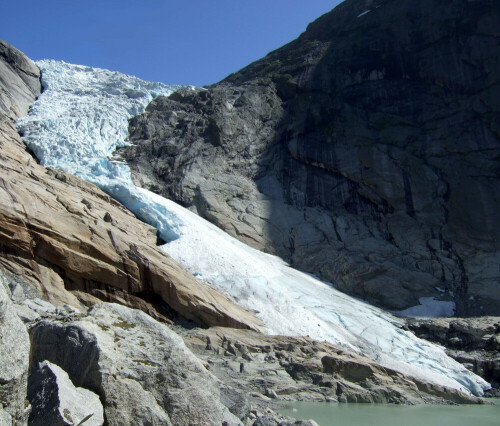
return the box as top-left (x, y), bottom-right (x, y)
top-left (120, 0), bottom-right (500, 316)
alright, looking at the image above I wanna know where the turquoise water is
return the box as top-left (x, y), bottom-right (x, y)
top-left (278, 399), bottom-right (500, 426)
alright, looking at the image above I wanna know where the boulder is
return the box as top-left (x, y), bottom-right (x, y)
top-left (0, 271), bottom-right (30, 425)
top-left (29, 303), bottom-right (241, 426)
top-left (28, 361), bottom-right (104, 426)
top-left (184, 327), bottom-right (484, 405)
top-left (0, 39), bottom-right (261, 332)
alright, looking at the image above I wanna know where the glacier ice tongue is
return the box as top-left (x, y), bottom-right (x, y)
top-left (17, 60), bottom-right (490, 397)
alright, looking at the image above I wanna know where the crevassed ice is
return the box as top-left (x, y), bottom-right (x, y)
top-left (18, 60), bottom-right (188, 241)
top-left (18, 60), bottom-right (490, 396)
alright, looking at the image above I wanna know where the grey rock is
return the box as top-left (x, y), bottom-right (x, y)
top-left (408, 317), bottom-right (500, 391)
top-left (13, 304), bottom-right (41, 323)
top-left (185, 327), bottom-right (483, 405)
top-left (29, 303), bottom-right (241, 426)
top-left (13, 297), bottom-right (81, 325)
top-left (28, 361), bottom-right (104, 426)
top-left (0, 39), bottom-right (40, 120)
top-left (283, 422), bottom-right (319, 426)
top-left (248, 407), bottom-right (309, 426)
top-left (20, 298), bottom-right (59, 317)
top-left (121, 0), bottom-right (500, 316)
top-left (220, 384), bottom-right (251, 420)
top-left (242, 352), bottom-right (253, 361)
top-left (264, 389), bottom-right (278, 399)
top-left (252, 418), bottom-right (278, 426)
top-left (0, 272), bottom-right (30, 425)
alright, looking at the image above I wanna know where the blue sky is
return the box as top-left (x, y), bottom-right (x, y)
top-left (1, 0), bottom-right (342, 86)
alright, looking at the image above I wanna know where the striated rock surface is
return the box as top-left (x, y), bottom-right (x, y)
top-left (0, 271), bottom-right (30, 425)
top-left (183, 327), bottom-right (485, 405)
top-left (0, 39), bottom-right (261, 331)
top-left (0, 40), bottom-right (40, 119)
top-left (121, 0), bottom-right (500, 316)
top-left (408, 317), bottom-right (500, 395)
top-left (29, 303), bottom-right (244, 426)
top-left (28, 361), bottom-right (104, 426)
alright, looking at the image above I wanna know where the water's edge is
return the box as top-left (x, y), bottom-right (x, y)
top-left (277, 399), bottom-right (500, 426)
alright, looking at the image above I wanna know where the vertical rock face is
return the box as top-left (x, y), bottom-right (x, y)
top-left (0, 272), bottom-right (30, 425)
top-left (121, 0), bottom-right (500, 315)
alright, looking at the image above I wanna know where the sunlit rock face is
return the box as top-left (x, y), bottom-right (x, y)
top-left (121, 0), bottom-right (500, 317)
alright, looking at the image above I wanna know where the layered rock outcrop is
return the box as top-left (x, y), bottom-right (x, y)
top-left (0, 39), bottom-right (261, 331)
top-left (121, 0), bottom-right (500, 315)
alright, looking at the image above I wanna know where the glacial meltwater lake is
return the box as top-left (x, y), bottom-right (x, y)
top-left (278, 398), bottom-right (500, 426)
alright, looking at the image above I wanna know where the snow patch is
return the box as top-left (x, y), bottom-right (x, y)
top-left (17, 60), bottom-right (490, 397)
top-left (395, 297), bottom-right (456, 318)
top-left (18, 60), bottom-right (191, 242)
top-left (357, 10), bottom-right (371, 17)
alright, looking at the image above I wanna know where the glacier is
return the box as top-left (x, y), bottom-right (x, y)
top-left (17, 60), bottom-right (490, 396)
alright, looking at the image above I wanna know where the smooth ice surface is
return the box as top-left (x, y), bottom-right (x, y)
top-left (395, 297), bottom-right (456, 318)
top-left (18, 61), bottom-right (490, 397)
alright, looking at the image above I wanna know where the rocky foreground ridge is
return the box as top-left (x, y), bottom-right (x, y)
top-left (120, 0), bottom-right (500, 317)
